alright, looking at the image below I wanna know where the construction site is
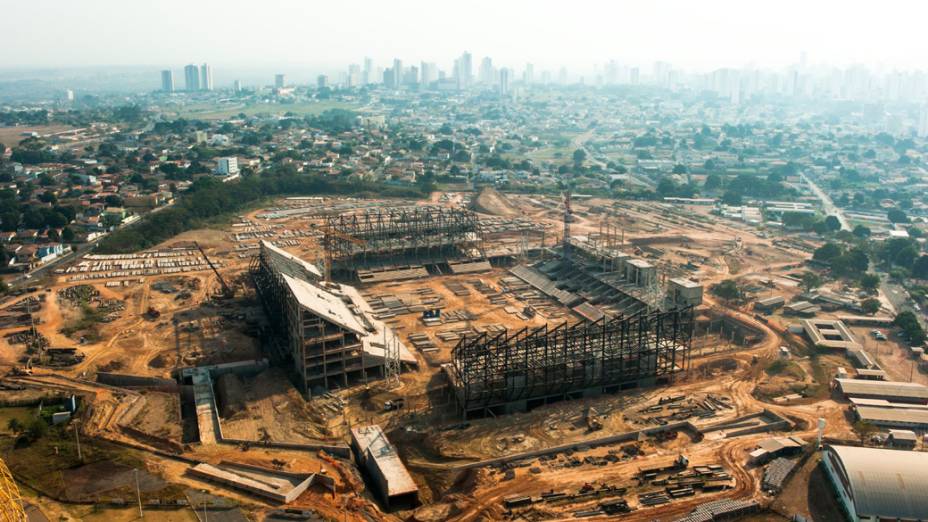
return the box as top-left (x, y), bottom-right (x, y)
top-left (0, 188), bottom-right (882, 521)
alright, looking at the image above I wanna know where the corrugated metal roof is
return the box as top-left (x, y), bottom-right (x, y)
top-left (855, 406), bottom-right (928, 426)
top-left (835, 379), bottom-right (928, 401)
top-left (826, 445), bottom-right (928, 519)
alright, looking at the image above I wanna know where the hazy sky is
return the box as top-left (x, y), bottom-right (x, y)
top-left (5, 0), bottom-right (928, 73)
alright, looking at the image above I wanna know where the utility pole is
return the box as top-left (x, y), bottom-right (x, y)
top-left (134, 468), bottom-right (143, 518)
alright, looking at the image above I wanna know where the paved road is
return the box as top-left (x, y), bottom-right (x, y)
top-left (881, 274), bottom-right (927, 330)
top-left (801, 172), bottom-right (850, 231)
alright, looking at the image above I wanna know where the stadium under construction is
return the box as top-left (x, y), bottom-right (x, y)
top-left (322, 206), bottom-right (480, 279)
top-left (447, 307), bottom-right (694, 418)
top-left (250, 241), bottom-right (416, 397)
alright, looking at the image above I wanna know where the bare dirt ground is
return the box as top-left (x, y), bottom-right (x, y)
top-left (0, 125), bottom-right (75, 146)
top-left (1, 193), bottom-right (871, 522)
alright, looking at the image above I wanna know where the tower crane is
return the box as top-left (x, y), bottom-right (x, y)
top-left (194, 242), bottom-right (234, 298)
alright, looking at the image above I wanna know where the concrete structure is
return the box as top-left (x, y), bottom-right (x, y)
top-left (625, 258), bottom-right (656, 287)
top-left (822, 444), bottom-right (928, 521)
top-left (184, 64), bottom-right (200, 92)
top-left (801, 319), bottom-right (861, 350)
top-left (275, 73), bottom-right (285, 89)
top-left (667, 278), bottom-right (703, 308)
top-left (350, 425), bottom-right (418, 509)
top-left (216, 157), bottom-right (239, 176)
top-left (251, 242), bottom-right (415, 397)
top-left (161, 69), bottom-right (174, 92)
top-left (189, 461), bottom-right (332, 503)
top-left (317, 74), bottom-right (328, 89)
top-left (834, 378), bottom-right (928, 404)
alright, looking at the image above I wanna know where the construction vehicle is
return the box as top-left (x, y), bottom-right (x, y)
top-left (194, 241), bottom-right (234, 298)
top-left (12, 358), bottom-right (33, 376)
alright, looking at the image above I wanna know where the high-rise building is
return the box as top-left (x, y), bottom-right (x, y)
top-left (216, 157), bottom-right (239, 176)
top-left (363, 57), bottom-right (373, 84)
top-left (420, 62), bottom-right (437, 86)
top-left (200, 63), bottom-right (213, 91)
top-left (184, 64), bottom-right (200, 91)
top-left (558, 67), bottom-right (568, 85)
top-left (233, 80), bottom-right (243, 93)
top-left (479, 57), bottom-right (494, 84)
top-left (919, 104), bottom-right (928, 138)
top-left (523, 63), bottom-right (534, 85)
top-left (499, 67), bottom-right (510, 96)
top-left (317, 74), bottom-right (328, 89)
top-left (275, 74), bottom-right (286, 89)
top-left (403, 66), bottom-right (419, 86)
top-left (347, 64), bottom-right (361, 87)
top-left (455, 51), bottom-right (473, 87)
top-left (392, 58), bottom-right (403, 89)
top-left (161, 70), bottom-right (175, 92)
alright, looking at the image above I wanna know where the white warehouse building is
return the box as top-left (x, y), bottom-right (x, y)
top-left (822, 444), bottom-right (928, 521)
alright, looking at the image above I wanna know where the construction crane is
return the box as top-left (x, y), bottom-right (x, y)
top-left (318, 223), bottom-right (366, 282)
top-left (194, 242), bottom-right (234, 298)
top-left (0, 457), bottom-right (25, 521)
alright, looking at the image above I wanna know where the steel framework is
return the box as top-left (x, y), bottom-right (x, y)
top-left (450, 307), bottom-right (693, 417)
top-left (323, 206), bottom-right (478, 267)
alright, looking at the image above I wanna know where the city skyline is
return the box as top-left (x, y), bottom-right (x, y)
top-left (5, 0), bottom-right (928, 72)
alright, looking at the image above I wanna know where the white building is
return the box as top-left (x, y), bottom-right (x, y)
top-left (216, 157), bottom-right (239, 176)
top-left (199, 63), bottom-right (213, 91)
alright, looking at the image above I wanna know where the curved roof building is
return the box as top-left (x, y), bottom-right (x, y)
top-left (822, 444), bottom-right (928, 521)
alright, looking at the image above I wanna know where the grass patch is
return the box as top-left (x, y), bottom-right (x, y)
top-left (175, 100), bottom-right (361, 120)
top-left (61, 303), bottom-right (104, 340)
top-left (765, 359), bottom-right (806, 380)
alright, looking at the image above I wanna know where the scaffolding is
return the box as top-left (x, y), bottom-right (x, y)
top-left (323, 206), bottom-right (479, 271)
top-left (449, 307), bottom-right (693, 418)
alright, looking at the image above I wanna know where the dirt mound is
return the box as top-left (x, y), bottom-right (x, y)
top-left (471, 187), bottom-right (519, 217)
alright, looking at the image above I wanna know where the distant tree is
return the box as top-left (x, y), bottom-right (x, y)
top-left (887, 208), bottom-right (909, 224)
top-left (824, 215), bottom-right (841, 232)
top-left (800, 272), bottom-right (822, 292)
top-left (859, 273), bottom-right (881, 293)
top-left (721, 190), bottom-right (742, 205)
top-left (572, 148), bottom-right (587, 165)
top-left (894, 310), bottom-right (927, 346)
top-left (710, 279), bottom-right (741, 301)
top-left (861, 298), bottom-right (881, 315)
top-left (912, 255), bottom-right (928, 280)
top-left (852, 225), bottom-right (871, 239)
top-left (61, 227), bottom-right (76, 243)
top-left (704, 173), bottom-right (722, 191)
top-left (6, 418), bottom-right (22, 434)
top-left (672, 164), bottom-right (687, 174)
top-left (813, 242), bottom-right (842, 263)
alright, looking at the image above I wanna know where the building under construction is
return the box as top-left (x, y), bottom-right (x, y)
top-left (323, 206), bottom-right (480, 278)
top-left (448, 307), bottom-right (694, 418)
top-left (251, 241), bottom-right (415, 397)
